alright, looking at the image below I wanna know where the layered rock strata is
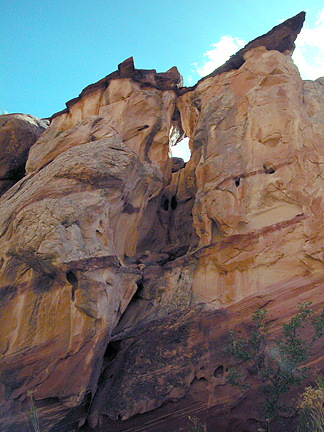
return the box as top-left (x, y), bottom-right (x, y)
top-left (1, 11), bottom-right (324, 432)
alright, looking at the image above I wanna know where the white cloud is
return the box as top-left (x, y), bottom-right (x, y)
top-left (177, 9), bottom-right (324, 162)
top-left (192, 8), bottom-right (324, 82)
top-left (195, 36), bottom-right (246, 78)
top-left (292, 8), bottom-right (324, 80)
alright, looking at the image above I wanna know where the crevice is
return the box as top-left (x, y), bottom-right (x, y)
top-left (143, 118), bottom-right (162, 163)
top-left (133, 280), bottom-right (144, 300)
top-left (102, 340), bottom-right (123, 368)
top-left (66, 271), bottom-right (78, 302)
top-left (137, 125), bottom-right (149, 132)
top-left (161, 195), bottom-right (169, 211)
top-left (170, 196), bottom-right (178, 210)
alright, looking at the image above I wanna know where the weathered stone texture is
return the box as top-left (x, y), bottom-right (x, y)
top-left (176, 46), bottom-right (324, 307)
top-left (0, 114), bottom-right (48, 196)
top-left (26, 59), bottom-right (181, 180)
top-left (2, 11), bottom-right (324, 432)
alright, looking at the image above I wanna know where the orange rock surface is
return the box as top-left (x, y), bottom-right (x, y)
top-left (1, 11), bottom-right (324, 432)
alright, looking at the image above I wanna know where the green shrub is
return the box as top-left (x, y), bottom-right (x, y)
top-left (226, 302), bottom-right (324, 432)
top-left (188, 415), bottom-right (208, 432)
top-left (26, 391), bottom-right (40, 432)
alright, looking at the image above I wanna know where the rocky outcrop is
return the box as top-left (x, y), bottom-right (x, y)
top-left (176, 44), bottom-right (324, 305)
top-left (0, 135), bottom-right (163, 431)
top-left (182, 10), bottom-right (306, 88)
top-left (0, 114), bottom-right (48, 196)
top-left (26, 58), bottom-right (182, 179)
top-left (1, 10), bottom-right (324, 432)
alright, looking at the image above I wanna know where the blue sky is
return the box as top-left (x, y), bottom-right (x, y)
top-left (1, 0), bottom-right (324, 124)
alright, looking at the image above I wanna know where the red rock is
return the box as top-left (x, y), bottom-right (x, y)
top-left (2, 11), bottom-right (324, 432)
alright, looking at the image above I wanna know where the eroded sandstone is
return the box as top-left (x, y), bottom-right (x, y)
top-left (1, 11), bottom-right (324, 432)
top-left (0, 114), bottom-right (48, 197)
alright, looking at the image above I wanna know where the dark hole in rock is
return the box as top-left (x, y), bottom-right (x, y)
top-left (171, 196), bottom-right (178, 210)
top-left (67, 271), bottom-right (78, 302)
top-left (214, 365), bottom-right (224, 377)
top-left (161, 195), bottom-right (169, 211)
top-left (123, 201), bottom-right (137, 214)
top-left (98, 340), bottom-right (124, 386)
top-left (133, 280), bottom-right (144, 300)
top-left (137, 125), bottom-right (149, 131)
top-left (103, 340), bottom-right (123, 364)
top-left (234, 177), bottom-right (240, 187)
top-left (3, 164), bottom-right (26, 185)
top-left (263, 163), bottom-right (276, 174)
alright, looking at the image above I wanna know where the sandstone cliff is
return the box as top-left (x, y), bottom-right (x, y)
top-left (0, 114), bottom-right (48, 197)
top-left (1, 11), bottom-right (324, 432)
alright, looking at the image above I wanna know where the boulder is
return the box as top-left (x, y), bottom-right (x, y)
top-left (0, 114), bottom-right (48, 196)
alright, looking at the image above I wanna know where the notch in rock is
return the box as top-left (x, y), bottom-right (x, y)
top-left (137, 125), bottom-right (149, 132)
top-left (67, 271), bottom-right (78, 302)
top-left (263, 163), bottom-right (276, 174)
top-left (171, 196), bottom-right (178, 210)
top-left (161, 195), bottom-right (169, 211)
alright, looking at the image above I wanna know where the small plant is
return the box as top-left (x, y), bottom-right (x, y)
top-left (26, 391), bottom-right (41, 432)
top-left (297, 375), bottom-right (324, 432)
top-left (226, 302), bottom-right (324, 432)
top-left (188, 415), bottom-right (208, 432)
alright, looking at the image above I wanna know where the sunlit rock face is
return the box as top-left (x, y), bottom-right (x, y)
top-left (2, 10), bottom-right (324, 432)
top-left (0, 61), bottom-right (179, 431)
top-left (0, 136), bottom-right (162, 431)
top-left (176, 46), bottom-right (324, 307)
top-left (26, 60), bottom-right (181, 180)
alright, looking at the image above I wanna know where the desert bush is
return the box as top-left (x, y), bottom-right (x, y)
top-left (26, 391), bottom-right (40, 432)
top-left (188, 415), bottom-right (208, 431)
top-left (226, 302), bottom-right (324, 432)
top-left (297, 375), bottom-right (324, 432)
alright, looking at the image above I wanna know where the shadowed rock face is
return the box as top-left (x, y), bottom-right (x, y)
top-left (2, 11), bottom-right (324, 432)
top-left (0, 114), bottom-right (48, 196)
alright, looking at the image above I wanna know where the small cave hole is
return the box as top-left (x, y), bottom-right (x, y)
top-left (263, 163), bottom-right (276, 174)
top-left (171, 196), bottom-right (178, 210)
top-left (66, 271), bottom-right (78, 302)
top-left (133, 280), bottom-right (144, 300)
top-left (161, 195), bottom-right (169, 211)
top-left (214, 365), bottom-right (224, 378)
top-left (234, 177), bottom-right (240, 187)
top-left (104, 340), bottom-right (122, 364)
top-left (98, 340), bottom-right (123, 385)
